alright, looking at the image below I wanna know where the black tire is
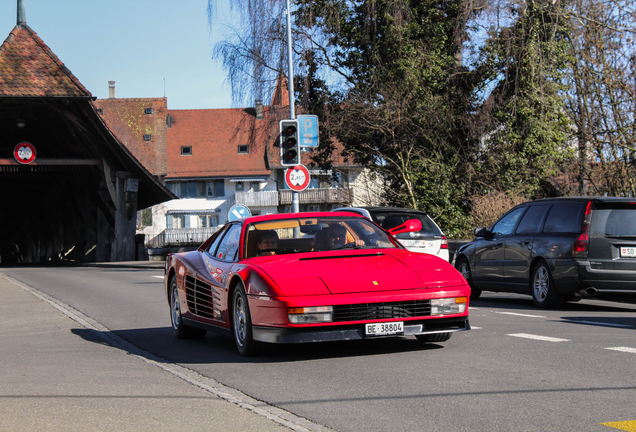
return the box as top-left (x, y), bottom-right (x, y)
top-left (455, 256), bottom-right (481, 300)
top-left (232, 283), bottom-right (261, 356)
top-left (531, 260), bottom-right (564, 309)
top-left (170, 277), bottom-right (206, 339)
top-left (416, 333), bottom-right (452, 343)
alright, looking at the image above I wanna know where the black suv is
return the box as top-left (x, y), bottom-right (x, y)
top-left (453, 197), bottom-right (636, 308)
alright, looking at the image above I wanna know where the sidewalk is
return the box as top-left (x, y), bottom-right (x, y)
top-left (0, 274), bottom-right (296, 432)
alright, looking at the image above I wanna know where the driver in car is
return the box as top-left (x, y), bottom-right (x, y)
top-left (256, 230), bottom-right (279, 255)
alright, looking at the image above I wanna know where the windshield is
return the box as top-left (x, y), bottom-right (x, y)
top-left (244, 216), bottom-right (397, 258)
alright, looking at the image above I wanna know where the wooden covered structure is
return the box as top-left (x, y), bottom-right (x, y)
top-left (0, 7), bottom-right (173, 263)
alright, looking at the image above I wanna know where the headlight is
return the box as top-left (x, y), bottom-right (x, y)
top-left (287, 306), bottom-right (333, 324)
top-left (431, 297), bottom-right (467, 315)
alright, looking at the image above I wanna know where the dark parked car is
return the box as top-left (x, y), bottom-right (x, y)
top-left (453, 197), bottom-right (636, 308)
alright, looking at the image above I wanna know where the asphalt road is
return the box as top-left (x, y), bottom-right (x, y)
top-left (2, 263), bottom-right (636, 432)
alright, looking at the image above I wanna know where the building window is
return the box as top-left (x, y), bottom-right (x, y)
top-left (96, 108), bottom-right (103, 114)
top-left (199, 214), bottom-right (219, 228)
top-left (136, 208), bottom-right (152, 229)
top-left (143, 134), bottom-right (152, 141)
top-left (206, 180), bottom-right (225, 197)
top-left (144, 107), bottom-right (153, 114)
top-left (238, 145), bottom-right (249, 154)
top-left (236, 182), bottom-right (244, 191)
top-left (181, 146), bottom-right (192, 156)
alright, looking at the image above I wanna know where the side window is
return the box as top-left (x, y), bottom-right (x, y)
top-left (206, 225), bottom-right (230, 256)
top-left (543, 204), bottom-right (584, 233)
top-left (214, 224), bottom-right (241, 261)
top-left (491, 207), bottom-right (526, 236)
top-left (515, 205), bottom-right (549, 235)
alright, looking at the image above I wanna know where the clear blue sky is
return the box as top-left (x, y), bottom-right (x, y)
top-left (1, 0), bottom-right (237, 109)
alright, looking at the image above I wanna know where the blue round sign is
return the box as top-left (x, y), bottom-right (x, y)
top-left (228, 204), bottom-right (251, 221)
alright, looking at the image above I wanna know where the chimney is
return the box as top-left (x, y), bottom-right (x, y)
top-left (255, 100), bottom-right (263, 119)
top-left (17, 0), bottom-right (26, 27)
top-left (108, 81), bottom-right (116, 99)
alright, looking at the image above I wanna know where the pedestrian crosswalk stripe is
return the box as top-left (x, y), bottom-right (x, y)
top-left (601, 420), bottom-right (636, 431)
top-left (506, 333), bottom-right (570, 342)
top-left (605, 347), bottom-right (636, 354)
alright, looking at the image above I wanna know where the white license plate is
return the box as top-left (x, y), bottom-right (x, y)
top-left (365, 321), bottom-right (404, 336)
top-left (620, 247), bottom-right (636, 258)
top-left (400, 240), bottom-right (426, 247)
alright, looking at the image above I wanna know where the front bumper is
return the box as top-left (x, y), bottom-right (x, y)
top-left (253, 316), bottom-right (470, 344)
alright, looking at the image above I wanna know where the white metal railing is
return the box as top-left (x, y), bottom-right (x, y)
top-left (234, 190), bottom-right (279, 207)
top-left (146, 227), bottom-right (220, 248)
top-left (279, 188), bottom-right (352, 205)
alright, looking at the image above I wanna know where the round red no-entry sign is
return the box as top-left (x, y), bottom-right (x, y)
top-left (285, 164), bottom-right (311, 191)
top-left (14, 142), bottom-right (37, 164)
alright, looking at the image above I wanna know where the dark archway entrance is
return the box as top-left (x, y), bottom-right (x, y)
top-left (1, 22), bottom-right (173, 263)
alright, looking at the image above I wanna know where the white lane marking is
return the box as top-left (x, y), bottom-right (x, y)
top-left (2, 273), bottom-right (332, 432)
top-left (471, 326), bottom-right (482, 330)
top-left (497, 312), bottom-right (546, 318)
top-left (507, 333), bottom-right (570, 342)
top-left (606, 347), bottom-right (636, 354)
top-left (152, 275), bottom-right (164, 279)
top-left (570, 320), bottom-right (633, 329)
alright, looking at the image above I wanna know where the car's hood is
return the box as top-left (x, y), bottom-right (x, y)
top-left (253, 251), bottom-right (459, 296)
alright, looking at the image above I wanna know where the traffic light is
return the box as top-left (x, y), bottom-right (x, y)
top-left (280, 119), bottom-right (300, 166)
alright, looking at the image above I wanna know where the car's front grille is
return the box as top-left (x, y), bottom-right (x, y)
top-left (185, 275), bottom-right (219, 319)
top-left (333, 300), bottom-right (432, 322)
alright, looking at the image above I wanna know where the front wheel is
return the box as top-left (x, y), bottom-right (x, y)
top-left (232, 283), bottom-right (261, 356)
top-left (170, 277), bottom-right (206, 339)
top-left (531, 261), bottom-right (564, 309)
top-left (455, 256), bottom-right (481, 300)
top-left (416, 333), bottom-right (452, 343)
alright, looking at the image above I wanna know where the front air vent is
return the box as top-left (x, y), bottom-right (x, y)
top-left (333, 300), bottom-right (432, 322)
top-left (185, 275), bottom-right (219, 319)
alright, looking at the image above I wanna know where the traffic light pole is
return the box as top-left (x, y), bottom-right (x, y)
top-left (285, 0), bottom-right (299, 214)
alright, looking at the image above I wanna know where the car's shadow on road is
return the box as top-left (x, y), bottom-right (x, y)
top-left (71, 325), bottom-right (450, 365)
top-left (472, 293), bottom-right (636, 313)
top-left (470, 293), bottom-right (636, 330)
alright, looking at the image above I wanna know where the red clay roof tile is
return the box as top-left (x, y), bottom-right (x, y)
top-left (166, 108), bottom-right (273, 179)
top-left (0, 25), bottom-right (91, 98)
top-left (93, 98), bottom-right (168, 176)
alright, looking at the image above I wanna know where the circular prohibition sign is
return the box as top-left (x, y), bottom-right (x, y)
top-left (285, 164), bottom-right (311, 191)
top-left (14, 142), bottom-right (37, 164)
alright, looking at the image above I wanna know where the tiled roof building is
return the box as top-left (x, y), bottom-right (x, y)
top-left (166, 108), bottom-right (272, 180)
top-left (93, 97), bottom-right (168, 178)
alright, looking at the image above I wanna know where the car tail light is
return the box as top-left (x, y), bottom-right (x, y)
top-left (441, 235), bottom-right (448, 249)
top-left (573, 201), bottom-right (592, 258)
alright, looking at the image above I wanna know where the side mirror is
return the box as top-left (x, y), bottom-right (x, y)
top-left (388, 219), bottom-right (422, 235)
top-left (474, 227), bottom-right (489, 238)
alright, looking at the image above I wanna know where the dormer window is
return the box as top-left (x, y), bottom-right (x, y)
top-left (181, 146), bottom-right (192, 156)
top-left (143, 134), bottom-right (152, 141)
top-left (96, 108), bottom-right (103, 114)
top-left (144, 107), bottom-right (153, 114)
top-left (238, 145), bottom-right (249, 154)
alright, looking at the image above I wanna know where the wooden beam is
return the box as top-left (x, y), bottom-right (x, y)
top-left (0, 158), bottom-right (101, 166)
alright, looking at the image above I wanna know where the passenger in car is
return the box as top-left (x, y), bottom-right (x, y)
top-left (327, 224), bottom-right (364, 249)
